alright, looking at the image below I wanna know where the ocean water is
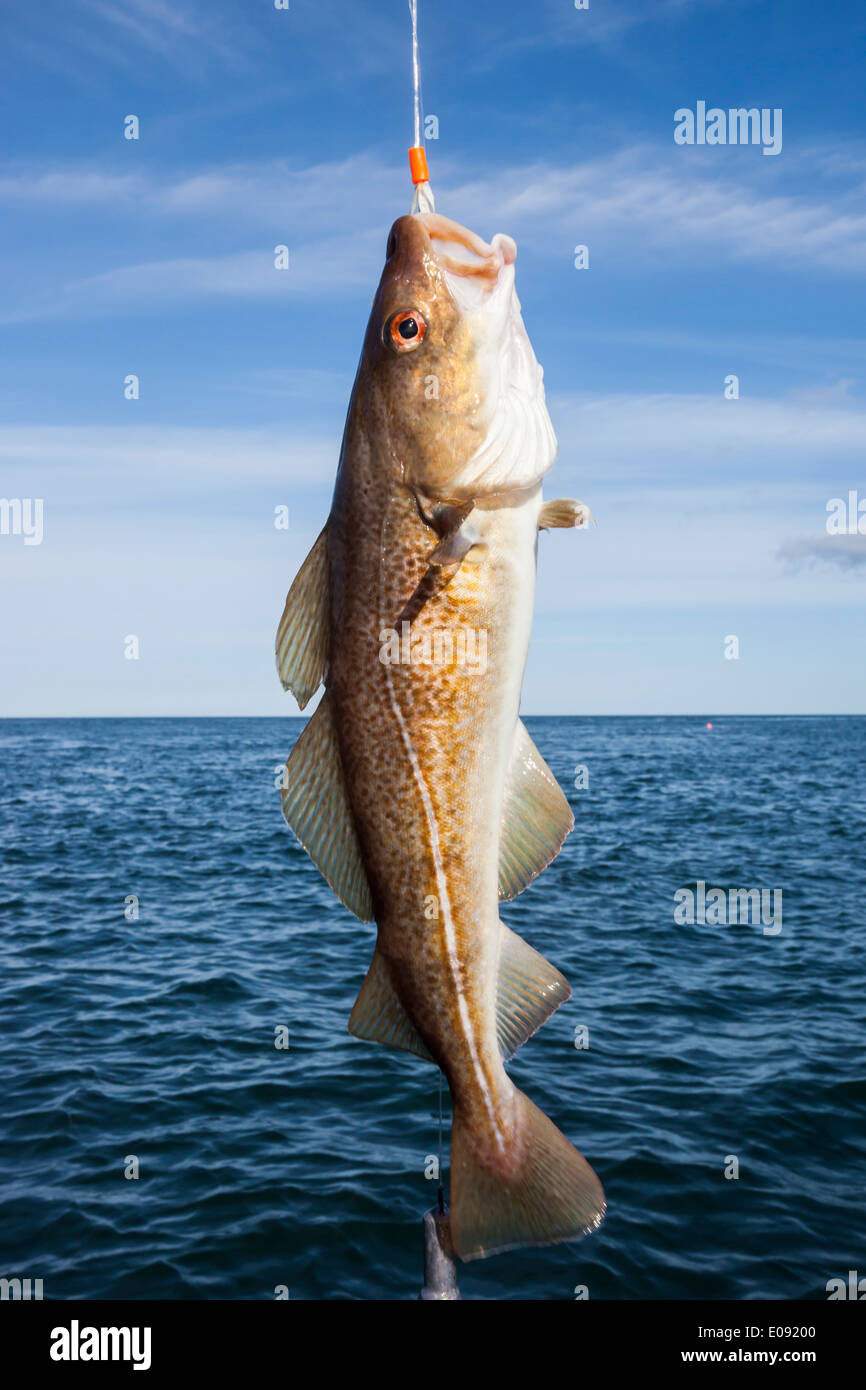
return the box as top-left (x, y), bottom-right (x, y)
top-left (0, 715), bottom-right (863, 1302)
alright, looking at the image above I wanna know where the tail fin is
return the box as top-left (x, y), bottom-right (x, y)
top-left (449, 1087), bottom-right (605, 1261)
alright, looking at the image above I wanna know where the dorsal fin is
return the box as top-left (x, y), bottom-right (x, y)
top-left (280, 692), bottom-right (374, 921)
top-left (276, 526), bottom-right (329, 709)
top-left (499, 720), bottom-right (574, 900)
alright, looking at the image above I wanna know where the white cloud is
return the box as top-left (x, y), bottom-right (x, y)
top-left (1, 236), bottom-right (384, 323)
top-left (79, 0), bottom-right (259, 73)
top-left (778, 534), bottom-right (866, 573)
top-left (4, 389), bottom-right (864, 501)
top-left (0, 424), bottom-right (339, 494)
top-left (450, 148), bottom-right (866, 272)
top-left (70, 238), bottom-right (374, 303)
top-left (2, 141), bottom-right (865, 322)
top-left (0, 153), bottom-right (401, 223)
top-left (2, 388), bottom-right (863, 716)
top-left (549, 390), bottom-right (866, 488)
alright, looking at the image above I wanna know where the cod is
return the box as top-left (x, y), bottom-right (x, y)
top-left (276, 211), bottom-right (604, 1260)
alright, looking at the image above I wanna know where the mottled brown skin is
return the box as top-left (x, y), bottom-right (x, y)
top-left (327, 217), bottom-right (538, 1173)
top-left (281, 213), bottom-right (606, 1256)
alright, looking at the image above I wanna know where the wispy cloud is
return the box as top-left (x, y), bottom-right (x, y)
top-left (0, 194), bottom-right (391, 319)
top-left (550, 390), bottom-right (866, 488)
top-left (452, 148), bottom-right (866, 273)
top-left (778, 534), bottom-right (866, 573)
top-left (4, 388), bottom-right (864, 501)
top-left (0, 424), bottom-right (339, 497)
top-left (5, 0), bottom-right (411, 97)
top-left (562, 326), bottom-right (866, 379)
top-left (36, 0), bottom-right (261, 79)
top-left (485, 0), bottom-right (735, 63)
top-left (0, 153), bottom-right (401, 222)
top-left (6, 239), bottom-right (377, 322)
top-left (2, 143), bottom-right (865, 321)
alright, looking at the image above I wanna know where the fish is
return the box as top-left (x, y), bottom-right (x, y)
top-left (275, 209), bottom-right (604, 1260)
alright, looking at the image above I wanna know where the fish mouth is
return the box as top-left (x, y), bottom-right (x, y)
top-left (420, 214), bottom-right (515, 282)
top-left (418, 214), bottom-right (517, 312)
top-left (382, 213), bottom-right (515, 309)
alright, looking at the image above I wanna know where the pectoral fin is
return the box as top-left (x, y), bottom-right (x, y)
top-left (276, 526), bottom-right (329, 709)
top-left (280, 691), bottom-right (374, 921)
top-left (397, 564), bottom-right (459, 628)
top-left (428, 517), bottom-right (484, 567)
top-left (538, 498), bottom-right (592, 530)
top-left (398, 499), bottom-right (483, 627)
top-left (499, 720), bottom-right (574, 900)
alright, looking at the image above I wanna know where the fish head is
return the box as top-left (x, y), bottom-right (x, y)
top-left (361, 212), bottom-right (557, 501)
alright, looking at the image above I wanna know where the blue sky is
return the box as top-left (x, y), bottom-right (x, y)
top-left (1, 0), bottom-right (864, 715)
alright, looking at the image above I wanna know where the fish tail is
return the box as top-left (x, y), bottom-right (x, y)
top-left (449, 1087), bottom-right (605, 1261)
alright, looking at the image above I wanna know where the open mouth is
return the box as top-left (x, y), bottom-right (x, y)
top-left (419, 213), bottom-right (516, 309)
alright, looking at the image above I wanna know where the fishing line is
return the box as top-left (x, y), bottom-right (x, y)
top-left (437, 1067), bottom-right (445, 1215)
top-left (407, 0), bottom-right (435, 213)
top-left (409, 0), bottom-right (422, 150)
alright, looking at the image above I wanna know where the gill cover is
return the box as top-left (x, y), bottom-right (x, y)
top-left (418, 213), bottom-right (558, 496)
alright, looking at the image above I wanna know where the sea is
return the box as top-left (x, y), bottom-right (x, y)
top-left (0, 715), bottom-right (863, 1301)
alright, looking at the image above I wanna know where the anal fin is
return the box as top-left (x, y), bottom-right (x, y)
top-left (348, 948), bottom-right (434, 1062)
top-left (499, 720), bottom-right (574, 900)
top-left (496, 922), bottom-right (571, 1059)
top-left (347, 924), bottom-right (569, 1065)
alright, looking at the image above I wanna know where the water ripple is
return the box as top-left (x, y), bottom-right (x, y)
top-left (0, 715), bottom-right (863, 1299)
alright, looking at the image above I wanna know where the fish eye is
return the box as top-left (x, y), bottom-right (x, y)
top-left (385, 310), bottom-right (427, 353)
